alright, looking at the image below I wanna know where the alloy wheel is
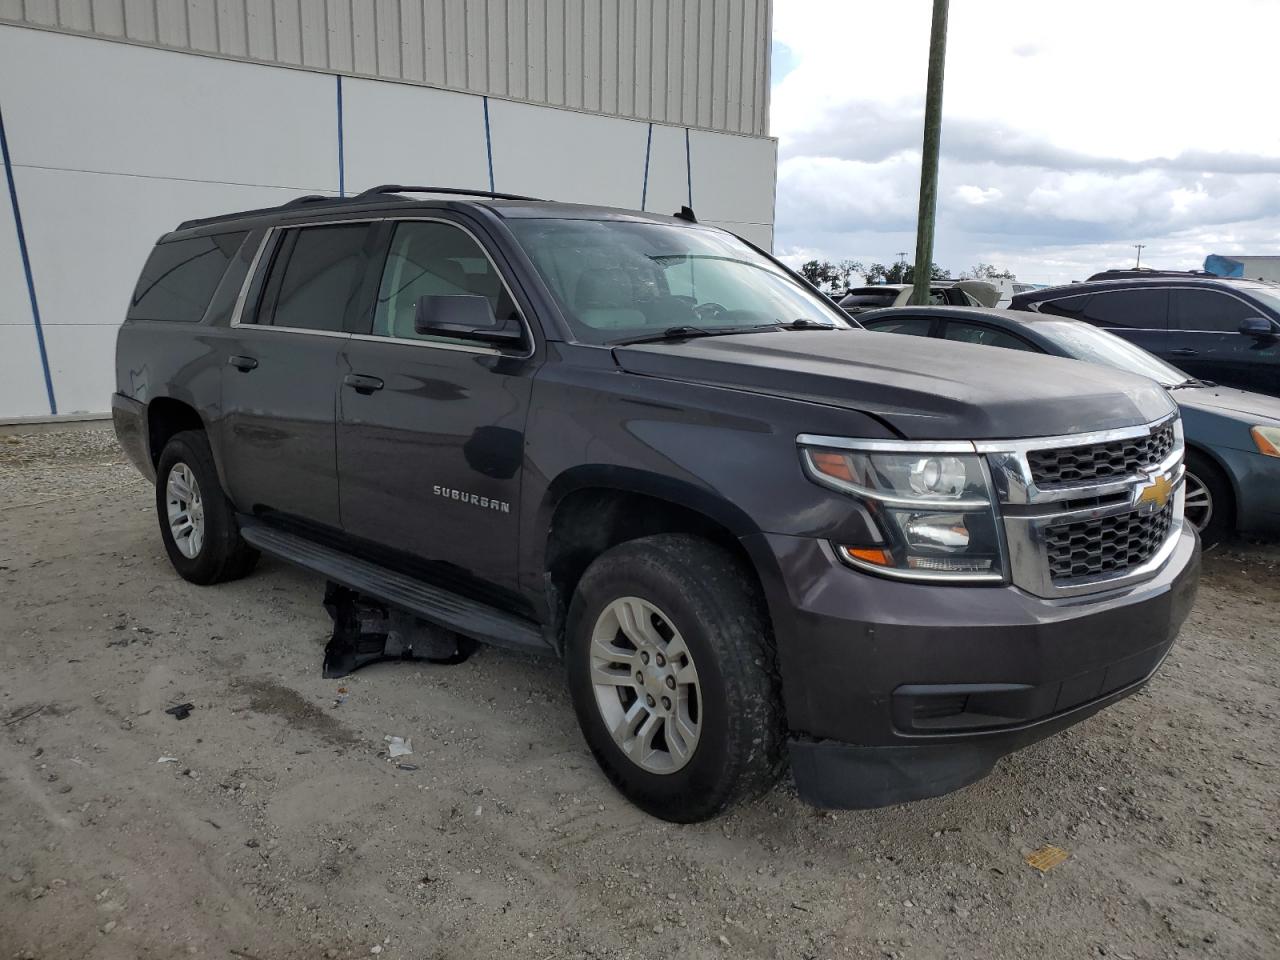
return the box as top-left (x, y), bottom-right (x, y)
top-left (589, 596), bottom-right (702, 774)
top-left (165, 462), bottom-right (205, 559)
top-left (1183, 471), bottom-right (1213, 533)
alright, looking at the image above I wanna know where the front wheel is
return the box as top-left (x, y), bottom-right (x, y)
top-left (1183, 450), bottom-right (1233, 549)
top-left (155, 430), bottom-right (259, 584)
top-left (564, 535), bottom-right (784, 822)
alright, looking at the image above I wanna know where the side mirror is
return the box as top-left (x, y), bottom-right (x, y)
top-left (1238, 316), bottom-right (1276, 338)
top-left (413, 295), bottom-right (522, 344)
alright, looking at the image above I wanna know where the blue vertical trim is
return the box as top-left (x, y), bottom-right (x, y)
top-left (684, 128), bottom-right (693, 207)
top-left (0, 104), bottom-right (57, 415)
top-left (483, 96), bottom-right (495, 192)
top-left (640, 123), bottom-right (653, 210)
top-left (335, 76), bottom-right (345, 197)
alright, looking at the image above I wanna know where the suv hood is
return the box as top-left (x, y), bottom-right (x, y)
top-left (1175, 383), bottom-right (1280, 424)
top-left (614, 330), bottom-right (1175, 440)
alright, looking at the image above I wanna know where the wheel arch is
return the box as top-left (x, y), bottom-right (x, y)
top-left (536, 467), bottom-right (770, 656)
top-left (1183, 441), bottom-right (1238, 528)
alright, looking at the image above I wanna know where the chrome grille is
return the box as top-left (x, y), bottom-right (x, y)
top-left (1044, 502), bottom-right (1174, 582)
top-left (1027, 422), bottom-right (1175, 487)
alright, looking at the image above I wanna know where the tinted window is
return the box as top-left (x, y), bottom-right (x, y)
top-left (1081, 289), bottom-right (1167, 330)
top-left (371, 221), bottom-right (519, 342)
top-left (864, 316), bottom-right (934, 337)
top-left (1169, 289), bottom-right (1257, 332)
top-left (942, 321), bottom-right (1037, 351)
top-left (1034, 294), bottom-right (1091, 319)
top-left (261, 225), bottom-right (368, 331)
top-left (128, 232), bottom-right (248, 322)
top-left (841, 289), bottom-right (900, 309)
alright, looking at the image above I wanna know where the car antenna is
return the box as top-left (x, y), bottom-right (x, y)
top-left (673, 205), bottom-right (698, 223)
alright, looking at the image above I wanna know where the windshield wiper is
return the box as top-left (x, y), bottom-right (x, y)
top-left (772, 318), bottom-right (838, 330)
top-left (613, 324), bottom-right (769, 346)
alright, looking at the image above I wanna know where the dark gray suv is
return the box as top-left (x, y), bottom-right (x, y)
top-left (113, 186), bottom-right (1199, 822)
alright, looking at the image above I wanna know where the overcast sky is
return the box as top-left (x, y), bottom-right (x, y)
top-left (770, 0), bottom-right (1280, 284)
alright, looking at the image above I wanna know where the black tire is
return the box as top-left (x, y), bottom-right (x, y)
top-left (565, 534), bottom-right (784, 823)
top-left (1184, 449), bottom-right (1234, 549)
top-left (155, 430), bottom-right (259, 584)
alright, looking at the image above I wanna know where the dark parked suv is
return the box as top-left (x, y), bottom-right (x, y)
top-left (113, 186), bottom-right (1199, 822)
top-left (1011, 277), bottom-right (1280, 397)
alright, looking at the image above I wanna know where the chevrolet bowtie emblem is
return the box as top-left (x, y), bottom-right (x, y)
top-left (1136, 474), bottom-right (1173, 512)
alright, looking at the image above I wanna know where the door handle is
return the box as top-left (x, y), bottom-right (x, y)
top-left (343, 373), bottom-right (385, 394)
top-left (228, 355), bottom-right (259, 371)
top-left (1169, 348), bottom-right (1198, 358)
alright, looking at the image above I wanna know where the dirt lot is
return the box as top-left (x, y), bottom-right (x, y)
top-left (0, 429), bottom-right (1276, 960)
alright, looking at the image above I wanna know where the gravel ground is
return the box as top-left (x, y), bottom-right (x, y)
top-left (1, 429), bottom-right (1277, 960)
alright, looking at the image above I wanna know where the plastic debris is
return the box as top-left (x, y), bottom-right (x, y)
top-left (164, 702), bottom-right (194, 720)
top-left (384, 736), bottom-right (412, 758)
top-left (1024, 844), bottom-right (1070, 873)
top-left (157, 757), bottom-right (179, 764)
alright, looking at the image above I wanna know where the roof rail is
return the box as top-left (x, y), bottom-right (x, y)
top-left (355, 184), bottom-right (543, 202)
top-left (282, 194), bottom-right (333, 207)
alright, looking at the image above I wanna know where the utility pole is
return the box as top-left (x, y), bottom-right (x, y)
top-left (1133, 244), bottom-right (1146, 268)
top-left (910, 0), bottom-right (950, 306)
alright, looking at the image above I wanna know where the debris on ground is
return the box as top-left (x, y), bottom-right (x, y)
top-left (384, 736), bottom-right (412, 758)
top-left (156, 756), bottom-right (178, 763)
top-left (1024, 844), bottom-right (1070, 873)
top-left (164, 702), bottom-right (194, 720)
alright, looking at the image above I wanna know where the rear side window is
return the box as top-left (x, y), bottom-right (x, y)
top-left (1081, 289), bottom-right (1167, 329)
top-left (1033, 294), bottom-right (1091, 319)
top-left (258, 225), bottom-right (368, 331)
top-left (1169, 289), bottom-right (1257, 332)
top-left (865, 316), bottom-right (934, 337)
top-left (128, 232), bottom-right (248, 322)
top-left (942, 320), bottom-right (1037, 351)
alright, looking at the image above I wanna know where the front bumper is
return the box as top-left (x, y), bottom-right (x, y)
top-left (744, 524), bottom-right (1200, 808)
top-left (1211, 444), bottom-right (1280, 537)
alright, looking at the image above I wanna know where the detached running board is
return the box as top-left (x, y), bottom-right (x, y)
top-left (238, 521), bottom-right (550, 655)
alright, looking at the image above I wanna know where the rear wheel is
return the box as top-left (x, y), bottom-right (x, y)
top-left (155, 431), bottom-right (258, 584)
top-left (565, 535), bottom-right (783, 822)
top-left (1183, 449), bottom-right (1233, 549)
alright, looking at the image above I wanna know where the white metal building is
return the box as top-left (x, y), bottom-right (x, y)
top-left (0, 1), bottom-right (776, 418)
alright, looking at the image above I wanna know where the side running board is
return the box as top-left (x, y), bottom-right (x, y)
top-left (238, 521), bottom-right (550, 655)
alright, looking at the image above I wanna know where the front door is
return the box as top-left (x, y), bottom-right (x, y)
top-left (1168, 288), bottom-right (1280, 394)
top-left (336, 218), bottom-right (539, 592)
top-left (218, 223), bottom-right (372, 528)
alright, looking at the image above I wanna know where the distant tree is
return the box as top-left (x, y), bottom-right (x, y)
top-left (865, 261), bottom-right (951, 284)
top-left (798, 259), bottom-right (842, 292)
top-left (961, 262), bottom-right (1016, 280)
top-left (835, 259), bottom-right (865, 290)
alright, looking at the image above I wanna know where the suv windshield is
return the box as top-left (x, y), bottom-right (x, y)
top-left (506, 219), bottom-right (849, 344)
top-left (1036, 320), bottom-right (1189, 387)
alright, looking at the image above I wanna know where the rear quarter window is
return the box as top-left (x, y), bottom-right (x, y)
top-left (127, 232), bottom-right (248, 322)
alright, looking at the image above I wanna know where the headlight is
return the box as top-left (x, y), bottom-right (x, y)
top-left (1252, 425), bottom-right (1280, 458)
top-left (800, 443), bottom-right (1005, 582)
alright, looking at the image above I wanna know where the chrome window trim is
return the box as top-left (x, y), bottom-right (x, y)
top-left (228, 216), bottom-right (535, 359)
top-left (1031, 285), bottom-right (1278, 334)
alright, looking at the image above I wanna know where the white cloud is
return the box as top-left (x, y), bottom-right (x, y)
top-left (771, 0), bottom-right (1280, 283)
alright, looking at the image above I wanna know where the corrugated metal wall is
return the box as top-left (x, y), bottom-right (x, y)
top-left (0, 0), bottom-right (771, 135)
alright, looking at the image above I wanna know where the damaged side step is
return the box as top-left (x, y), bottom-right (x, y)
top-left (238, 522), bottom-right (550, 655)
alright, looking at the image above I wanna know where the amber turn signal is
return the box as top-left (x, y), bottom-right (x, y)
top-left (839, 546), bottom-right (891, 567)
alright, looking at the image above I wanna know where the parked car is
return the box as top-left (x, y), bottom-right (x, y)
top-left (1011, 277), bottom-right (1280, 397)
top-left (858, 306), bottom-right (1280, 546)
top-left (837, 279), bottom-right (998, 313)
top-left (113, 185), bottom-right (1198, 822)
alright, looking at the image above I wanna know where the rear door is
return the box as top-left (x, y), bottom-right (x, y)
top-left (335, 217), bottom-right (539, 592)
top-left (1072, 288), bottom-right (1169, 358)
top-left (218, 222), bottom-right (372, 528)
top-left (1167, 287), bottom-right (1279, 392)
